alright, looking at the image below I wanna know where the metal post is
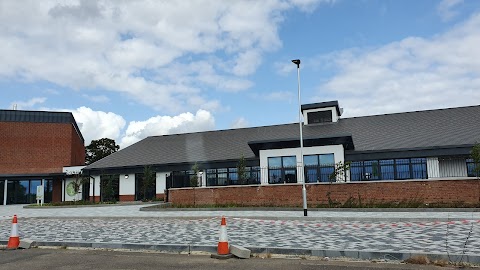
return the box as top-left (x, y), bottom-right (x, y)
top-left (292, 59), bottom-right (308, 216)
top-left (3, 180), bottom-right (7, 205)
top-left (41, 179), bottom-right (44, 206)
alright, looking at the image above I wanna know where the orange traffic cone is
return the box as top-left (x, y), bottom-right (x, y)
top-left (217, 216), bottom-right (229, 255)
top-left (7, 215), bottom-right (20, 249)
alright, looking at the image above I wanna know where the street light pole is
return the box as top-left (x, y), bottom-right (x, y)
top-left (292, 59), bottom-right (307, 217)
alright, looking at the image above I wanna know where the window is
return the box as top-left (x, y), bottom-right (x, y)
top-left (350, 158), bottom-right (427, 181)
top-left (467, 158), bottom-right (478, 177)
top-left (268, 156), bottom-right (297, 184)
top-left (100, 175), bottom-right (120, 202)
top-left (304, 154), bottom-right (335, 183)
top-left (205, 167), bottom-right (260, 186)
top-left (308, 110), bottom-right (332, 124)
top-left (171, 170), bottom-right (197, 188)
top-left (135, 173), bottom-right (156, 201)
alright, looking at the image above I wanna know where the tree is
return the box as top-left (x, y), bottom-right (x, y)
top-left (329, 161), bottom-right (351, 183)
top-left (85, 138), bottom-right (120, 165)
top-left (471, 142), bottom-right (480, 179)
top-left (237, 155), bottom-right (248, 184)
top-left (142, 165), bottom-right (156, 201)
top-left (190, 163), bottom-right (200, 187)
top-left (100, 174), bottom-right (117, 203)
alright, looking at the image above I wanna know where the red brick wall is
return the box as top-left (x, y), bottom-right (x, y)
top-left (89, 196), bottom-right (100, 202)
top-left (119, 195), bottom-right (135, 201)
top-left (52, 180), bottom-right (62, 202)
top-left (168, 179), bottom-right (480, 207)
top-left (0, 122), bottom-right (85, 174)
top-left (71, 126), bottom-right (86, 166)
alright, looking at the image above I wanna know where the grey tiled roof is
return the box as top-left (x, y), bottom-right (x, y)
top-left (85, 105), bottom-right (480, 170)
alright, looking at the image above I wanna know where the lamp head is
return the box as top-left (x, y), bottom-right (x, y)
top-left (291, 59), bottom-right (301, 67)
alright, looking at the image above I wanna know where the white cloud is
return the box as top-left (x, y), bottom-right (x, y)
top-left (10, 97), bottom-right (47, 110)
top-left (250, 91), bottom-right (295, 102)
top-left (82, 94), bottom-right (110, 103)
top-left (44, 89), bottom-right (60, 95)
top-left (230, 117), bottom-right (249, 129)
top-left (273, 61), bottom-right (297, 76)
top-left (0, 0), bottom-right (328, 113)
top-left (120, 110), bottom-right (215, 148)
top-left (315, 12), bottom-right (480, 117)
top-left (437, 0), bottom-right (464, 21)
top-left (71, 106), bottom-right (126, 145)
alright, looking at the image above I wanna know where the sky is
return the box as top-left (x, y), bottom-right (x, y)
top-left (1, 0), bottom-right (480, 149)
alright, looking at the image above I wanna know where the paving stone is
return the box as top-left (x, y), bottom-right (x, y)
top-left (0, 204), bottom-right (479, 257)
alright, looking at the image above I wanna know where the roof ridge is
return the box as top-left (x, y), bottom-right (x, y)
top-left (340, 104), bottom-right (480, 120)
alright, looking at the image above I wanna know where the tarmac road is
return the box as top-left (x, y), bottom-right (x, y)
top-left (0, 248), bottom-right (463, 270)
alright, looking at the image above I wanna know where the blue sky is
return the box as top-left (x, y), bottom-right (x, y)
top-left (1, 0), bottom-right (479, 148)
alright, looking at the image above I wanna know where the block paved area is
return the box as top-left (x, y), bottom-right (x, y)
top-left (1, 204), bottom-right (480, 220)
top-left (1, 204), bottom-right (479, 256)
top-left (1, 217), bottom-right (479, 256)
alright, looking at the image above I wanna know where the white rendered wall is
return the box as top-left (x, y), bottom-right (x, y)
top-left (89, 175), bottom-right (101, 197)
top-left (120, 174), bottom-right (135, 196)
top-left (259, 144), bottom-right (345, 184)
top-left (427, 157), bottom-right (440, 178)
top-left (302, 106), bottom-right (339, 124)
top-left (200, 170), bottom-right (206, 187)
top-left (439, 159), bottom-right (468, 177)
top-left (156, 172), bottom-right (168, 194)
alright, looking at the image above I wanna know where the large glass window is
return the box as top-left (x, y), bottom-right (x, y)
top-left (171, 170), bottom-right (196, 188)
top-left (303, 154), bottom-right (335, 183)
top-left (29, 180), bottom-right (41, 203)
top-left (0, 180), bottom-right (4, 204)
top-left (350, 158), bottom-right (427, 181)
top-left (268, 156), bottom-right (298, 184)
top-left (205, 167), bottom-right (260, 186)
top-left (135, 173), bottom-right (156, 201)
top-left (100, 175), bottom-right (120, 202)
top-left (467, 158), bottom-right (478, 177)
top-left (1, 179), bottom-right (53, 204)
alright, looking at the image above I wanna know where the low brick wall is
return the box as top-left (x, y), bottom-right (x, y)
top-left (119, 195), bottom-right (135, 202)
top-left (168, 179), bottom-right (480, 207)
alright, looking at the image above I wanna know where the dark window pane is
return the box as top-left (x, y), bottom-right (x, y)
top-left (305, 168), bottom-right (318, 183)
top-left (29, 180), bottom-right (41, 203)
top-left (319, 154), bottom-right (335, 165)
top-left (268, 157), bottom-right (282, 168)
top-left (412, 163), bottom-right (427, 179)
top-left (350, 164), bottom-right (363, 181)
top-left (304, 155), bottom-right (318, 166)
top-left (284, 169), bottom-right (297, 183)
top-left (308, 110), bottom-right (332, 124)
top-left (380, 163), bottom-right (395, 180)
top-left (269, 169), bottom-right (282, 184)
top-left (217, 173), bottom-right (227, 185)
top-left (395, 159), bottom-right (410, 179)
top-left (320, 167), bottom-right (335, 182)
top-left (282, 156), bottom-right (297, 168)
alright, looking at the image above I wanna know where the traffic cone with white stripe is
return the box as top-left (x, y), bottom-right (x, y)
top-left (217, 216), bottom-right (229, 255)
top-left (7, 215), bottom-right (20, 249)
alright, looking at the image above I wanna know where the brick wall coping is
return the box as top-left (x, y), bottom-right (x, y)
top-left (170, 177), bottom-right (479, 190)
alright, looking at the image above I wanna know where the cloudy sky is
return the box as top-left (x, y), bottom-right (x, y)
top-left (1, 0), bottom-right (479, 148)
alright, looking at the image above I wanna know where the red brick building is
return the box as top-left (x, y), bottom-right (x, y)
top-left (0, 110), bottom-right (85, 204)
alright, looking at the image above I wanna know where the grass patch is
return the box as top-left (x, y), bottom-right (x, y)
top-left (27, 201), bottom-right (117, 207)
top-left (404, 255), bottom-right (430, 265)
